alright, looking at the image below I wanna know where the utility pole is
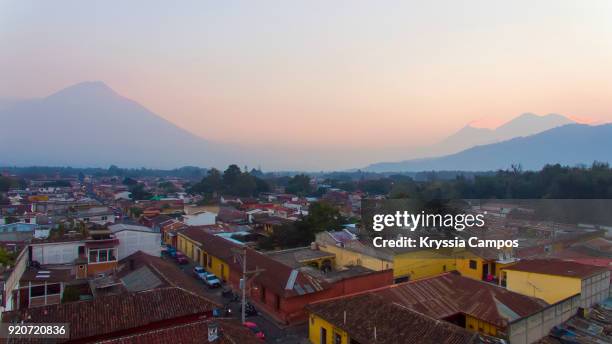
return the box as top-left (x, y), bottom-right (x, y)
top-left (241, 246), bottom-right (247, 324)
top-left (231, 246), bottom-right (264, 324)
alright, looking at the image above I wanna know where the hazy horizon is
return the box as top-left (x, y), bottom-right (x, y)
top-left (2, 1), bottom-right (612, 170)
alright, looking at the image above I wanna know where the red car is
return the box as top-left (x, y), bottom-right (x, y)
top-left (174, 252), bottom-right (189, 265)
top-left (243, 321), bottom-right (265, 340)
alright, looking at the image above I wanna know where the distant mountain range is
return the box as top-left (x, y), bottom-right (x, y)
top-left (365, 123), bottom-right (612, 172)
top-left (0, 81), bottom-right (237, 169)
top-left (426, 113), bottom-right (574, 157)
top-left (1, 81), bottom-right (609, 172)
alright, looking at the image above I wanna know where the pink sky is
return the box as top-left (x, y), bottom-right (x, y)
top-left (1, 1), bottom-right (612, 169)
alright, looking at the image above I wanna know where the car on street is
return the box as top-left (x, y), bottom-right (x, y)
top-left (174, 252), bottom-right (189, 265)
top-left (243, 321), bottom-right (265, 340)
top-left (193, 266), bottom-right (208, 281)
top-left (203, 272), bottom-right (221, 288)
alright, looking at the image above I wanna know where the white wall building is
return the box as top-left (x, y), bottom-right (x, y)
top-left (108, 224), bottom-right (161, 259)
top-left (31, 241), bottom-right (83, 265)
top-left (183, 211), bottom-right (216, 226)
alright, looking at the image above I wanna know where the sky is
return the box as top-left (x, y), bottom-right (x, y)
top-left (1, 1), bottom-right (612, 170)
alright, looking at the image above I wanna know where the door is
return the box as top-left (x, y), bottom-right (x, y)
top-left (482, 263), bottom-right (489, 280)
top-left (320, 328), bottom-right (327, 344)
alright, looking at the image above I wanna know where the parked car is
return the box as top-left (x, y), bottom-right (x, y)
top-left (243, 321), bottom-right (265, 340)
top-left (193, 266), bottom-right (208, 281)
top-left (166, 246), bottom-right (177, 257)
top-left (175, 252), bottom-right (188, 265)
top-left (203, 273), bottom-right (221, 288)
top-left (222, 287), bottom-right (237, 300)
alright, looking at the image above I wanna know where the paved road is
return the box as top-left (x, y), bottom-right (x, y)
top-left (163, 255), bottom-right (309, 343)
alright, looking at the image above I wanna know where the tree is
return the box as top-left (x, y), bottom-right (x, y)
top-left (257, 201), bottom-right (347, 250)
top-left (129, 184), bottom-right (152, 200)
top-left (158, 181), bottom-right (179, 194)
top-left (285, 174), bottom-right (311, 195)
top-left (0, 247), bottom-right (15, 266)
top-left (223, 165), bottom-right (242, 189)
top-left (122, 177), bottom-right (138, 186)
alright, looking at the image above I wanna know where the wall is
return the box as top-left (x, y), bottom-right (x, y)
top-left (579, 270), bottom-right (610, 308)
top-left (31, 242), bottom-right (82, 265)
top-left (177, 234), bottom-right (230, 281)
top-left (184, 212), bottom-right (216, 226)
top-left (1, 247), bottom-right (28, 312)
top-left (465, 314), bottom-right (499, 337)
top-left (318, 244), bottom-right (392, 272)
top-left (202, 254), bottom-right (230, 282)
top-left (87, 261), bottom-right (117, 276)
top-left (308, 313), bottom-right (349, 344)
top-left (455, 251), bottom-right (485, 281)
top-left (114, 230), bottom-right (161, 259)
top-left (249, 269), bottom-right (393, 324)
top-left (393, 249), bottom-right (456, 280)
top-left (504, 270), bottom-right (581, 304)
top-left (508, 294), bottom-right (581, 344)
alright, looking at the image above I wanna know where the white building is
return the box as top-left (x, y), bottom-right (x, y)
top-left (108, 224), bottom-right (161, 259)
top-left (75, 207), bottom-right (115, 225)
top-left (183, 211), bottom-right (216, 226)
top-left (31, 241), bottom-right (83, 265)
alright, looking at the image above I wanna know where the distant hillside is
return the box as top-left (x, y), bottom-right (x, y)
top-left (0, 82), bottom-right (237, 169)
top-left (422, 113), bottom-right (575, 158)
top-left (365, 123), bottom-right (612, 172)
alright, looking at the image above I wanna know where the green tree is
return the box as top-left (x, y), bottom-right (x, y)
top-left (285, 174), bottom-right (311, 195)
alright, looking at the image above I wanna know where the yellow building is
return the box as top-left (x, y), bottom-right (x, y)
top-left (308, 313), bottom-right (349, 344)
top-left (316, 231), bottom-right (455, 282)
top-left (305, 274), bottom-right (545, 344)
top-left (177, 227), bottom-right (238, 282)
top-left (307, 273), bottom-right (549, 344)
top-left (454, 247), bottom-right (517, 283)
top-left (501, 259), bottom-right (610, 306)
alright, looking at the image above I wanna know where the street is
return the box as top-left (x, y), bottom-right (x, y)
top-left (162, 255), bottom-right (309, 343)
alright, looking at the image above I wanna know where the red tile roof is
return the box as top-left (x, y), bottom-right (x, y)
top-left (502, 259), bottom-right (608, 279)
top-left (307, 293), bottom-right (496, 344)
top-left (116, 251), bottom-right (221, 304)
top-left (179, 227), bottom-right (241, 261)
top-left (376, 273), bottom-right (549, 328)
top-left (232, 248), bottom-right (328, 298)
top-left (98, 319), bottom-right (261, 344)
top-left (2, 287), bottom-right (216, 342)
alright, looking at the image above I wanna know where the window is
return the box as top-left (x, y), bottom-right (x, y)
top-left (274, 294), bottom-right (281, 311)
top-left (89, 250), bottom-right (98, 263)
top-left (208, 256), bottom-right (212, 268)
top-left (320, 328), bottom-right (327, 344)
top-left (99, 249), bottom-right (108, 262)
top-left (47, 283), bottom-right (61, 295)
top-left (88, 248), bottom-right (118, 264)
top-left (30, 285), bottom-right (45, 297)
top-left (101, 216), bottom-right (108, 221)
top-left (469, 260), bottom-right (477, 270)
top-left (334, 332), bottom-right (342, 344)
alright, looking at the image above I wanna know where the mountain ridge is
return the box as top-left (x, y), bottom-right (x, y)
top-left (365, 123), bottom-right (612, 172)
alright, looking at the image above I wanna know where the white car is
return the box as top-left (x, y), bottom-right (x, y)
top-left (204, 273), bottom-right (222, 288)
top-left (193, 266), bottom-right (208, 281)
